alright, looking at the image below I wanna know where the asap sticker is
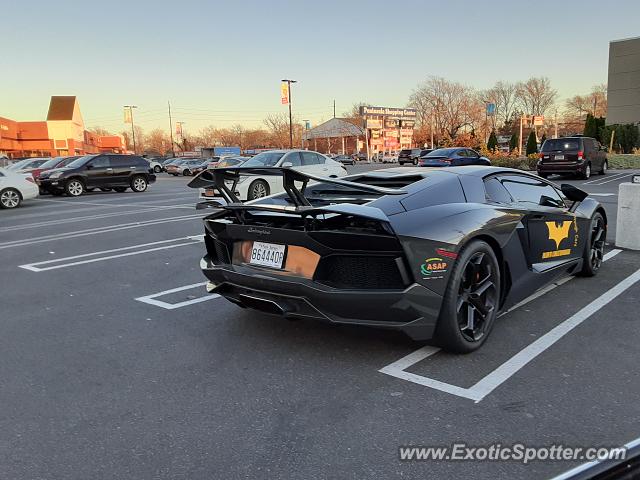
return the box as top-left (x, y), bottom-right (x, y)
top-left (421, 257), bottom-right (448, 279)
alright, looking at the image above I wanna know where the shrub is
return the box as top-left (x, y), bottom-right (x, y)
top-left (525, 131), bottom-right (538, 155)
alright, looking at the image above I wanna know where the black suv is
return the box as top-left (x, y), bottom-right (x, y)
top-left (38, 154), bottom-right (156, 196)
top-left (398, 148), bottom-right (431, 165)
top-left (537, 136), bottom-right (607, 179)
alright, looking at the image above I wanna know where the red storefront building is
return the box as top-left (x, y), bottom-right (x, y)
top-left (0, 96), bottom-right (125, 158)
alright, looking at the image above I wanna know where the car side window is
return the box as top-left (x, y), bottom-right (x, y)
top-left (301, 152), bottom-right (319, 166)
top-left (89, 156), bottom-right (110, 168)
top-left (499, 174), bottom-right (566, 209)
top-left (484, 177), bottom-right (513, 204)
top-left (467, 149), bottom-right (479, 158)
top-left (456, 149), bottom-right (467, 158)
top-left (108, 155), bottom-right (131, 167)
top-left (314, 153), bottom-right (326, 164)
top-left (283, 152), bottom-right (302, 167)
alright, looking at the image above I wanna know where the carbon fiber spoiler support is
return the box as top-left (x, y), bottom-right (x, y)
top-left (187, 167), bottom-right (407, 207)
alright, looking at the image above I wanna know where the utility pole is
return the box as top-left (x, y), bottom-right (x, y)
top-left (124, 105), bottom-right (137, 154)
top-left (281, 79), bottom-right (297, 148)
top-left (302, 120), bottom-right (309, 149)
top-left (333, 100), bottom-right (336, 118)
top-left (168, 101), bottom-right (175, 157)
top-left (518, 114), bottom-right (524, 156)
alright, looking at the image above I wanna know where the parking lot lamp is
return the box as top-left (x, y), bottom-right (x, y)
top-left (281, 79), bottom-right (297, 148)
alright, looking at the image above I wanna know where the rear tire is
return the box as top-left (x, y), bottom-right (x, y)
top-left (578, 212), bottom-right (606, 277)
top-left (182, 169), bottom-right (191, 176)
top-left (130, 175), bottom-right (148, 192)
top-left (247, 179), bottom-right (269, 200)
top-left (0, 188), bottom-right (22, 209)
top-left (599, 160), bottom-right (607, 175)
top-left (434, 240), bottom-right (500, 353)
top-left (153, 165), bottom-right (162, 173)
top-left (580, 163), bottom-right (591, 180)
top-left (64, 178), bottom-right (85, 197)
top-left (413, 158), bottom-right (418, 166)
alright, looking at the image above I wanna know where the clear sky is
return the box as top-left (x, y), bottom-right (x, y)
top-left (2, 0), bottom-right (639, 134)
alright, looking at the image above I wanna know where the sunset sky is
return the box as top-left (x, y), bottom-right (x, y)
top-left (3, 0), bottom-right (639, 134)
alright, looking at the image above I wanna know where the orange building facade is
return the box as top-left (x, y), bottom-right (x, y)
top-left (0, 96), bottom-right (125, 158)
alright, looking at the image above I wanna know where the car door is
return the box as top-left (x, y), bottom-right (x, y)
top-left (299, 151), bottom-right (324, 175)
top-left (107, 155), bottom-right (134, 185)
top-left (84, 155), bottom-right (112, 188)
top-left (465, 149), bottom-right (481, 165)
top-left (497, 174), bottom-right (584, 272)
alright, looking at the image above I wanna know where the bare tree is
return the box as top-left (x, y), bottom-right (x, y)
top-left (516, 77), bottom-right (557, 116)
top-left (409, 76), bottom-right (482, 142)
top-left (264, 112), bottom-right (298, 148)
top-left (564, 84), bottom-right (607, 121)
top-left (145, 128), bottom-right (171, 155)
top-left (88, 126), bottom-right (112, 136)
top-left (484, 81), bottom-right (518, 127)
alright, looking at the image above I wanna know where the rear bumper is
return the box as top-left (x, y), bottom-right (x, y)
top-left (537, 161), bottom-right (586, 174)
top-left (200, 256), bottom-right (443, 341)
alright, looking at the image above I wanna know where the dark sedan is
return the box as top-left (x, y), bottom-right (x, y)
top-left (334, 154), bottom-right (354, 166)
top-left (419, 148), bottom-right (490, 167)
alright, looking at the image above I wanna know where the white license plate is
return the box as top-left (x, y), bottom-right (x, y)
top-left (249, 241), bottom-right (286, 269)
top-left (555, 154), bottom-right (565, 160)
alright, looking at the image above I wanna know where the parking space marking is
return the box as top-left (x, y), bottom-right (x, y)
top-left (135, 282), bottom-right (219, 310)
top-left (583, 173), bottom-right (635, 186)
top-left (18, 236), bottom-right (203, 272)
top-left (0, 207), bottom-right (192, 232)
top-left (0, 214), bottom-right (203, 250)
top-left (380, 249), bottom-right (625, 402)
top-left (582, 172), bottom-right (628, 185)
top-left (589, 193), bottom-right (616, 197)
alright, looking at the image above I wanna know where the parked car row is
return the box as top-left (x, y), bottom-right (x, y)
top-left (198, 149), bottom-right (348, 201)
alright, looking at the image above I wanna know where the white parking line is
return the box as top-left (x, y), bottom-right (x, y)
top-left (379, 249), bottom-right (625, 402)
top-left (0, 214), bottom-right (203, 250)
top-left (19, 236), bottom-right (203, 271)
top-left (583, 173), bottom-right (635, 186)
top-left (135, 282), bottom-right (219, 309)
top-left (582, 172), bottom-right (628, 185)
top-left (0, 207), bottom-right (189, 232)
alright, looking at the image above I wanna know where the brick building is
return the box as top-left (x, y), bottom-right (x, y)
top-left (0, 96), bottom-right (125, 158)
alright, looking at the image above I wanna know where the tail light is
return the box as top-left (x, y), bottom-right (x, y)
top-left (443, 159), bottom-right (451, 164)
top-left (577, 151), bottom-right (584, 161)
top-left (538, 153), bottom-right (544, 159)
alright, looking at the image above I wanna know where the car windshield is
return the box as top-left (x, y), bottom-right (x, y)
top-left (241, 151), bottom-right (285, 167)
top-left (6, 159), bottom-right (32, 170)
top-left (39, 157), bottom-right (64, 169)
top-left (542, 139), bottom-right (581, 152)
top-left (65, 155), bottom-right (96, 168)
top-left (426, 148), bottom-right (457, 157)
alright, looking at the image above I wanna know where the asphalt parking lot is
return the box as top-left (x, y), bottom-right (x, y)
top-left (1, 166), bottom-right (639, 479)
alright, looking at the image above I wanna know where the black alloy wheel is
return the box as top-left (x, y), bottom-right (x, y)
top-left (579, 212), bottom-right (606, 277)
top-left (435, 240), bottom-right (500, 353)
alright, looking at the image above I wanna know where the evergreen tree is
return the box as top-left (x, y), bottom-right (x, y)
top-left (583, 113), bottom-right (598, 138)
top-left (525, 131), bottom-right (538, 155)
top-left (509, 133), bottom-right (518, 153)
top-left (487, 130), bottom-right (498, 152)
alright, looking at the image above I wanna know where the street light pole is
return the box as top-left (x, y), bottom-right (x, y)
top-left (302, 119), bottom-right (309, 149)
top-left (124, 105), bottom-right (137, 154)
top-left (282, 79), bottom-right (297, 148)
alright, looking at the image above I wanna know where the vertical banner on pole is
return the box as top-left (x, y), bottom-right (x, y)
top-left (124, 108), bottom-right (132, 124)
top-left (281, 82), bottom-right (289, 105)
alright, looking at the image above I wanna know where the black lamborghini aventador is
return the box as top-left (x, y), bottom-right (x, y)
top-left (189, 166), bottom-right (606, 353)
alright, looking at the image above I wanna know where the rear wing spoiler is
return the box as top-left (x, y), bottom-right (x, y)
top-left (187, 166), bottom-right (407, 207)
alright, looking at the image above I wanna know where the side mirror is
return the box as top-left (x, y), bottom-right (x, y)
top-left (86, 164), bottom-right (93, 170)
top-left (560, 183), bottom-right (588, 202)
top-left (282, 161), bottom-right (293, 168)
